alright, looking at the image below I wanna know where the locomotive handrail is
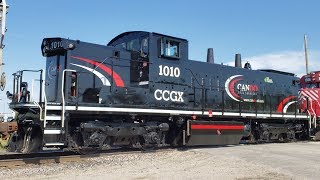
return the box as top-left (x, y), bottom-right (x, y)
top-left (30, 78), bottom-right (41, 102)
top-left (30, 70), bottom-right (46, 123)
top-left (42, 90), bottom-right (47, 125)
top-left (13, 69), bottom-right (43, 104)
top-left (61, 69), bottom-right (76, 128)
top-left (41, 75), bottom-right (47, 124)
top-left (316, 100), bottom-right (320, 116)
top-left (185, 68), bottom-right (201, 86)
top-left (43, 69), bottom-right (47, 122)
top-left (312, 99), bottom-right (319, 128)
top-left (306, 98), bottom-right (316, 129)
top-left (185, 68), bottom-right (208, 114)
top-left (33, 101), bottom-right (43, 121)
top-left (93, 57), bottom-right (109, 71)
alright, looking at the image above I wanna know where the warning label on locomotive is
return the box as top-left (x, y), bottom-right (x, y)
top-left (225, 75), bottom-right (264, 103)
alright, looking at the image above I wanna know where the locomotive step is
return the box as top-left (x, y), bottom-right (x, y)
top-left (44, 142), bottom-right (65, 146)
top-left (43, 129), bottom-right (62, 135)
top-left (45, 115), bottom-right (62, 121)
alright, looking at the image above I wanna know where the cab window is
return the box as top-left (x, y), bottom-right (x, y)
top-left (127, 38), bottom-right (140, 52)
top-left (141, 37), bottom-right (149, 57)
top-left (115, 43), bottom-right (126, 49)
top-left (306, 83), bottom-right (318, 88)
top-left (160, 38), bottom-right (180, 59)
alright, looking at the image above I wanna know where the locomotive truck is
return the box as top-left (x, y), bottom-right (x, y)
top-left (4, 31), bottom-right (310, 153)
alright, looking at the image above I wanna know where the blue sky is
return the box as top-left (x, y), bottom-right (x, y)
top-left (1, 0), bottom-right (320, 113)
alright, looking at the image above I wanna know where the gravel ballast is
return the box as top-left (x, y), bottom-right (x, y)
top-left (0, 148), bottom-right (292, 180)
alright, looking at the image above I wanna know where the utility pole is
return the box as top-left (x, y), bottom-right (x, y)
top-left (304, 34), bottom-right (309, 74)
top-left (0, 0), bottom-right (8, 91)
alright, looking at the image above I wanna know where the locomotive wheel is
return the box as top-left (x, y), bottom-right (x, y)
top-left (168, 126), bottom-right (184, 147)
top-left (68, 132), bottom-right (83, 150)
top-left (314, 131), bottom-right (320, 141)
top-left (69, 132), bottom-right (100, 155)
top-left (278, 134), bottom-right (287, 143)
top-left (130, 136), bottom-right (143, 149)
top-left (20, 126), bottom-right (42, 154)
top-left (140, 135), bottom-right (157, 151)
top-left (141, 142), bottom-right (156, 151)
top-left (246, 133), bottom-right (257, 144)
top-left (6, 132), bottom-right (22, 152)
top-left (101, 136), bottom-right (112, 150)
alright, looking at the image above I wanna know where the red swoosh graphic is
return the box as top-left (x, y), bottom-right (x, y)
top-left (71, 56), bottom-right (124, 87)
top-left (276, 95), bottom-right (296, 113)
top-left (229, 78), bottom-right (242, 100)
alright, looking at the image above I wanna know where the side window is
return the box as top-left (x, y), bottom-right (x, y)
top-left (71, 72), bottom-right (77, 97)
top-left (160, 38), bottom-right (180, 59)
top-left (127, 38), bottom-right (140, 52)
top-left (308, 84), bottom-right (317, 88)
top-left (115, 43), bottom-right (126, 49)
top-left (141, 37), bottom-right (149, 57)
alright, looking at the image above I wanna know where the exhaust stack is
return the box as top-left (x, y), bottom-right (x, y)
top-left (235, 54), bottom-right (242, 68)
top-left (207, 48), bottom-right (214, 64)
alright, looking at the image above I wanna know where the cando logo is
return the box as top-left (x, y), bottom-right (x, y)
top-left (237, 84), bottom-right (258, 92)
top-left (225, 75), bottom-right (259, 102)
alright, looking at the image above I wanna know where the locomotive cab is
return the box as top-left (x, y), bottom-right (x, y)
top-left (108, 32), bottom-right (152, 86)
top-left (40, 32), bottom-right (189, 107)
top-left (300, 71), bottom-right (320, 88)
top-left (107, 31), bottom-right (188, 87)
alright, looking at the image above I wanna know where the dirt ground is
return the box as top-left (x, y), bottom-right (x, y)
top-left (1, 142), bottom-right (319, 180)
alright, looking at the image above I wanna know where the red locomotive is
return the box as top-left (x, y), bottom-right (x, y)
top-left (299, 71), bottom-right (320, 139)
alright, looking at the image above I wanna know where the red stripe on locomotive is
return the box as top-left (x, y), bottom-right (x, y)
top-left (191, 124), bottom-right (244, 130)
top-left (71, 56), bottom-right (125, 87)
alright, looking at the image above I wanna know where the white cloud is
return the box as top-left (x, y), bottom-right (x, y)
top-left (226, 50), bottom-right (320, 77)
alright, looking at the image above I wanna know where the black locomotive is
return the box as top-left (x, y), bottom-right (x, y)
top-left (7, 31), bottom-right (309, 153)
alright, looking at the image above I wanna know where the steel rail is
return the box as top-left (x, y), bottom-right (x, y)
top-left (0, 148), bottom-right (175, 168)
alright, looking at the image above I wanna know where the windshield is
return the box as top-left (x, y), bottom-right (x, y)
top-left (305, 83), bottom-right (319, 88)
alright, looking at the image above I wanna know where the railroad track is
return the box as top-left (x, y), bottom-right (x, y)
top-left (0, 148), bottom-right (174, 168)
top-left (0, 139), bottom-right (314, 168)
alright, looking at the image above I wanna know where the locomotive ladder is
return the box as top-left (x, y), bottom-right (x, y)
top-left (43, 114), bottom-right (64, 146)
top-left (306, 99), bottom-right (318, 138)
top-left (42, 69), bottom-right (76, 147)
top-left (42, 100), bottom-right (65, 146)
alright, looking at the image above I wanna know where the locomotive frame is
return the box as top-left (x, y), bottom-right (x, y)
top-left (6, 31), bottom-right (310, 153)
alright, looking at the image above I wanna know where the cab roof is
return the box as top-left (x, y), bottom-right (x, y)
top-left (107, 31), bottom-right (188, 46)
